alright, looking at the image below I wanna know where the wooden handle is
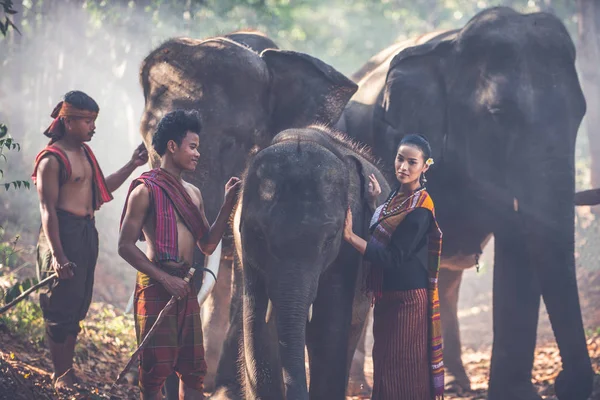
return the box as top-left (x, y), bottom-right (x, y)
top-left (183, 267), bottom-right (196, 283)
top-left (0, 273), bottom-right (58, 315)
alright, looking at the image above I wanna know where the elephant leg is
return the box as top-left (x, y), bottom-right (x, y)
top-left (347, 311), bottom-right (372, 397)
top-left (307, 278), bottom-right (358, 400)
top-left (213, 261), bottom-right (244, 399)
top-left (524, 196), bottom-right (593, 400)
top-left (487, 227), bottom-right (542, 400)
top-left (241, 266), bottom-right (284, 400)
top-left (202, 257), bottom-right (233, 392)
top-left (438, 268), bottom-right (471, 392)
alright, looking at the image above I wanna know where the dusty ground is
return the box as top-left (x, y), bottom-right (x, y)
top-left (1, 263), bottom-right (599, 400)
top-left (0, 303), bottom-right (140, 400)
top-left (1, 325), bottom-right (599, 400)
top-left (1, 328), bottom-right (599, 400)
top-left (345, 336), bottom-right (600, 400)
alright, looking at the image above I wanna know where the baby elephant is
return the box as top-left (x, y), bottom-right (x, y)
top-left (229, 126), bottom-right (389, 400)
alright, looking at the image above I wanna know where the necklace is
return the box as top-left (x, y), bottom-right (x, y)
top-left (381, 187), bottom-right (425, 216)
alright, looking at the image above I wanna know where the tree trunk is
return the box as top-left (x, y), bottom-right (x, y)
top-left (578, 0), bottom-right (600, 194)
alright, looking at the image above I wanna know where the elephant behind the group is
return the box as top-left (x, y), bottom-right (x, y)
top-left (226, 126), bottom-right (389, 400)
top-left (139, 31), bottom-right (358, 393)
top-left (337, 7), bottom-right (593, 400)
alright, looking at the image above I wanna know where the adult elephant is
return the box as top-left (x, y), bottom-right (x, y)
top-left (337, 7), bottom-right (594, 400)
top-left (230, 126), bottom-right (389, 400)
top-left (139, 31), bottom-right (357, 393)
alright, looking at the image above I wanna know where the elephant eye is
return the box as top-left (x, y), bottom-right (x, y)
top-left (250, 225), bottom-right (265, 242)
top-left (322, 230), bottom-right (339, 249)
top-left (219, 138), bottom-right (235, 154)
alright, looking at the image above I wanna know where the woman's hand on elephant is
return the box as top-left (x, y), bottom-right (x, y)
top-left (367, 173), bottom-right (381, 204)
top-left (224, 177), bottom-right (242, 205)
top-left (343, 207), bottom-right (354, 241)
top-left (368, 174), bottom-right (381, 197)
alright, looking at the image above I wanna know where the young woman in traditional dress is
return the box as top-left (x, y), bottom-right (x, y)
top-left (343, 134), bottom-right (444, 399)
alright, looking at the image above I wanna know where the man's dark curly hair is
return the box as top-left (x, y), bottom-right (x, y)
top-left (63, 90), bottom-right (99, 113)
top-left (152, 110), bottom-right (202, 156)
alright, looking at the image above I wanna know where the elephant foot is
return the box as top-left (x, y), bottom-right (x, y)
top-left (444, 369), bottom-right (471, 394)
top-left (346, 377), bottom-right (371, 398)
top-left (554, 368), bottom-right (594, 400)
top-left (208, 387), bottom-right (242, 400)
top-left (487, 381), bottom-right (541, 400)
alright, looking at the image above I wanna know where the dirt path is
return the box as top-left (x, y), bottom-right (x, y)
top-left (1, 322), bottom-right (599, 399)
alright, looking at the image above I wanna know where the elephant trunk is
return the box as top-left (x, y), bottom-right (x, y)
top-left (272, 274), bottom-right (317, 400)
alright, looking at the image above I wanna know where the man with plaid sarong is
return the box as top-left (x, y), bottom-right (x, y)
top-left (118, 110), bottom-right (241, 400)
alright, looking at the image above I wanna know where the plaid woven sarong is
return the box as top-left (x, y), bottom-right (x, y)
top-left (367, 188), bottom-right (444, 399)
top-left (372, 289), bottom-right (431, 399)
top-left (134, 271), bottom-right (207, 394)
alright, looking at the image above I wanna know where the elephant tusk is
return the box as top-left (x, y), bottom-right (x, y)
top-left (513, 197), bottom-right (519, 212)
top-left (308, 304), bottom-right (313, 323)
top-left (265, 299), bottom-right (273, 324)
top-left (124, 291), bottom-right (134, 314)
top-left (197, 240), bottom-right (222, 307)
top-left (127, 241), bottom-right (223, 313)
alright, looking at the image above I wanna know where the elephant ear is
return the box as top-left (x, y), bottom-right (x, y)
top-left (261, 49), bottom-right (358, 133)
top-left (344, 154), bottom-right (390, 221)
top-left (382, 40), bottom-right (452, 163)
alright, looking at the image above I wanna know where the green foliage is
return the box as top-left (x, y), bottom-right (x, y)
top-left (0, 136), bottom-right (30, 191)
top-left (0, 229), bottom-right (44, 345)
top-left (0, 0), bottom-right (19, 36)
top-left (0, 297), bottom-right (45, 345)
top-left (2, 276), bottom-right (38, 303)
top-left (80, 305), bottom-right (136, 354)
top-left (81, 0), bottom-right (578, 77)
top-left (0, 231), bottom-right (19, 267)
top-left (0, 232), bottom-right (28, 300)
top-left (0, 3), bottom-right (27, 192)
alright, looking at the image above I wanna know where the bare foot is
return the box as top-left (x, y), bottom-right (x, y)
top-left (53, 368), bottom-right (78, 390)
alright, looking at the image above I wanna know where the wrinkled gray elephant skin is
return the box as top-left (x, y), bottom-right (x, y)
top-left (337, 7), bottom-right (593, 400)
top-left (226, 126), bottom-right (389, 400)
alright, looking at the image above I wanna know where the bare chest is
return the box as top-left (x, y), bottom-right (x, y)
top-left (66, 151), bottom-right (93, 185)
